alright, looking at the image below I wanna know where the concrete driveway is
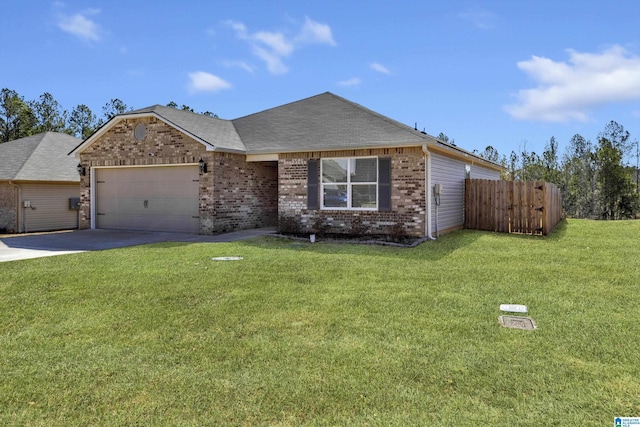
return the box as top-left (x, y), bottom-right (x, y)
top-left (0, 228), bottom-right (276, 262)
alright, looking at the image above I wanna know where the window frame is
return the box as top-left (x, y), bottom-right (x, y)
top-left (320, 156), bottom-right (379, 211)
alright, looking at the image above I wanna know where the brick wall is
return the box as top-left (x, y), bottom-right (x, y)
top-left (0, 183), bottom-right (17, 232)
top-left (209, 152), bottom-right (278, 234)
top-left (79, 117), bottom-right (277, 234)
top-left (278, 147), bottom-right (426, 237)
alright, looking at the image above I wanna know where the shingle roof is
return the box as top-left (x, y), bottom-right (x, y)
top-left (232, 92), bottom-right (438, 154)
top-left (0, 132), bottom-right (81, 182)
top-left (70, 92), bottom-right (502, 170)
top-left (126, 105), bottom-right (246, 152)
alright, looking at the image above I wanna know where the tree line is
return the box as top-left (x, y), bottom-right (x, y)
top-left (472, 120), bottom-right (639, 220)
top-left (3, 87), bottom-right (637, 220)
top-left (0, 88), bottom-right (217, 142)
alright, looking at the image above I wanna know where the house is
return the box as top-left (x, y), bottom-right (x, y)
top-left (0, 132), bottom-right (82, 233)
top-left (70, 92), bottom-right (503, 237)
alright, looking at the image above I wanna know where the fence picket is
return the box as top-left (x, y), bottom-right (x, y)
top-left (464, 179), bottom-right (562, 235)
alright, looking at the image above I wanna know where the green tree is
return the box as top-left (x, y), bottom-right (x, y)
top-left (561, 134), bottom-right (596, 218)
top-left (30, 92), bottom-right (68, 134)
top-left (506, 150), bottom-right (519, 181)
top-left (522, 150), bottom-right (544, 181)
top-left (542, 137), bottom-right (561, 185)
top-left (594, 122), bottom-right (638, 219)
top-left (602, 120), bottom-right (632, 154)
top-left (437, 132), bottom-right (455, 146)
top-left (166, 102), bottom-right (195, 112)
top-left (101, 98), bottom-right (130, 123)
top-left (0, 88), bottom-right (36, 142)
top-left (68, 104), bottom-right (97, 139)
top-left (479, 145), bottom-right (500, 163)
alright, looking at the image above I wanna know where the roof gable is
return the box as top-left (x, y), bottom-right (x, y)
top-left (71, 105), bottom-right (246, 155)
top-left (232, 92), bottom-right (438, 154)
top-left (0, 132), bottom-right (81, 182)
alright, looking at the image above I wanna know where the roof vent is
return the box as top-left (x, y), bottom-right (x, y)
top-left (134, 123), bottom-right (147, 141)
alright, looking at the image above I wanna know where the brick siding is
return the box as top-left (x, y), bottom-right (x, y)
top-left (78, 117), bottom-right (277, 234)
top-left (0, 183), bottom-right (17, 232)
top-left (209, 152), bottom-right (278, 234)
top-left (278, 147), bottom-right (426, 237)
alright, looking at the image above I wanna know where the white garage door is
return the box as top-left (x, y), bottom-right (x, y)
top-left (95, 166), bottom-right (200, 233)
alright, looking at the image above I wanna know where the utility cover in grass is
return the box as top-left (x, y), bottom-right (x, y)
top-left (499, 315), bottom-right (537, 330)
top-left (500, 304), bottom-right (528, 313)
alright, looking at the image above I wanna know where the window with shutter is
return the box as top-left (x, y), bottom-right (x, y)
top-left (315, 157), bottom-right (391, 211)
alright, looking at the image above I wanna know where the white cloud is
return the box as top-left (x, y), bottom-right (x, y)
top-left (338, 77), bottom-right (362, 87)
top-left (226, 17), bottom-right (335, 75)
top-left (370, 62), bottom-right (391, 75)
top-left (459, 8), bottom-right (496, 30)
top-left (254, 30), bottom-right (294, 56)
top-left (506, 46), bottom-right (640, 122)
top-left (188, 71), bottom-right (232, 93)
top-left (57, 9), bottom-right (102, 42)
top-left (222, 60), bottom-right (254, 74)
top-left (295, 17), bottom-right (336, 46)
top-left (253, 46), bottom-right (289, 75)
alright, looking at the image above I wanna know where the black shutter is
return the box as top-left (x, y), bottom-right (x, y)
top-left (378, 158), bottom-right (391, 211)
top-left (307, 159), bottom-right (319, 210)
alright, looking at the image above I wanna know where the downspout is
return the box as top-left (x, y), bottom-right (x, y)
top-left (422, 145), bottom-right (436, 240)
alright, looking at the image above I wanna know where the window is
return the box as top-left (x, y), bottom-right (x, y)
top-left (321, 157), bottom-right (378, 209)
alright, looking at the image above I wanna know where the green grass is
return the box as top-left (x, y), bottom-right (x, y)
top-left (1, 219), bottom-right (639, 426)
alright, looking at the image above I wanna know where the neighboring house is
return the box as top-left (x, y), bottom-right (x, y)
top-left (70, 92), bottom-right (503, 237)
top-left (0, 132), bottom-right (82, 233)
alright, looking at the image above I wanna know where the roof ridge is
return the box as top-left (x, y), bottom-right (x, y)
top-left (12, 133), bottom-right (46, 178)
top-left (232, 91), bottom-right (333, 121)
top-left (326, 92), bottom-right (440, 143)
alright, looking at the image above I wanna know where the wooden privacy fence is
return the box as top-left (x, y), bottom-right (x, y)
top-left (464, 179), bottom-right (562, 235)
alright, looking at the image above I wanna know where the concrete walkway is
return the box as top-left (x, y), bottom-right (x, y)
top-left (0, 228), bottom-right (277, 262)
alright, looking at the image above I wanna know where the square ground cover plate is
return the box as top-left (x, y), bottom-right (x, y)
top-left (499, 315), bottom-right (537, 330)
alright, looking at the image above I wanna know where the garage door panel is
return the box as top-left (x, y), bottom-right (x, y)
top-left (101, 197), bottom-right (199, 216)
top-left (97, 213), bottom-right (199, 233)
top-left (96, 166), bottom-right (200, 233)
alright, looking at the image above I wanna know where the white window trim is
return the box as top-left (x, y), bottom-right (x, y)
top-left (320, 156), bottom-right (379, 211)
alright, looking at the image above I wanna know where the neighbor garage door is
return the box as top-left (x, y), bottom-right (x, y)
top-left (95, 166), bottom-right (200, 233)
top-left (21, 183), bottom-right (80, 232)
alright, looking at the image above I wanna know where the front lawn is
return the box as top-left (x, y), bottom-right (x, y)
top-left (1, 219), bottom-right (639, 426)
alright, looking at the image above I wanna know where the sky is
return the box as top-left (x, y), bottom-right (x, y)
top-left (2, 1), bottom-right (640, 161)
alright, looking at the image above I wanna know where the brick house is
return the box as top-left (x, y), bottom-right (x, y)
top-left (1, 132), bottom-right (81, 233)
top-left (70, 92), bottom-right (502, 237)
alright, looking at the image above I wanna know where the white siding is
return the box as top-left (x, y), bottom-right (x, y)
top-left (471, 164), bottom-right (501, 180)
top-left (429, 155), bottom-right (501, 235)
top-left (430, 153), bottom-right (468, 233)
top-left (20, 183), bottom-right (80, 232)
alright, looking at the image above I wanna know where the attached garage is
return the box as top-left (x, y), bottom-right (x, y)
top-left (94, 165), bottom-right (199, 233)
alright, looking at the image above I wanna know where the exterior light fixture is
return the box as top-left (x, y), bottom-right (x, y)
top-left (77, 163), bottom-right (86, 176)
top-left (198, 157), bottom-right (207, 174)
